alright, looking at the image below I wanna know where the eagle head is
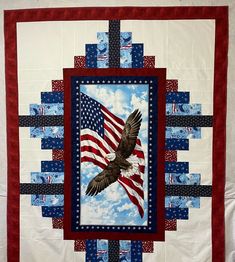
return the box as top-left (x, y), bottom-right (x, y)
top-left (105, 153), bottom-right (116, 161)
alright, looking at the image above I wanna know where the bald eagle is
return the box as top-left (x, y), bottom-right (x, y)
top-left (85, 109), bottom-right (142, 196)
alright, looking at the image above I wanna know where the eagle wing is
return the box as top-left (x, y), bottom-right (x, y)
top-left (117, 109), bottom-right (142, 158)
top-left (85, 163), bottom-right (120, 196)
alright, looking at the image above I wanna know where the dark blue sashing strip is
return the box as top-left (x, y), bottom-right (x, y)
top-left (42, 206), bottom-right (64, 218)
top-left (18, 115), bottom-right (213, 127)
top-left (86, 240), bottom-right (97, 262)
top-left (19, 115), bottom-right (64, 127)
top-left (20, 183), bottom-right (64, 194)
top-left (165, 185), bottom-right (212, 197)
top-left (131, 241), bottom-right (142, 262)
top-left (71, 76), bottom-right (158, 234)
top-left (165, 208), bottom-right (189, 220)
top-left (41, 161), bottom-right (64, 172)
top-left (166, 92), bottom-right (190, 103)
top-left (109, 20), bottom-right (120, 68)
top-left (165, 162), bottom-right (189, 173)
top-left (165, 138), bottom-right (189, 150)
top-left (41, 138), bottom-right (64, 149)
top-left (41, 92), bottom-right (64, 103)
top-left (86, 44), bottom-right (97, 68)
top-left (132, 44), bottom-right (144, 68)
top-left (20, 183), bottom-right (212, 197)
top-left (108, 240), bottom-right (120, 262)
top-left (166, 115), bottom-right (213, 127)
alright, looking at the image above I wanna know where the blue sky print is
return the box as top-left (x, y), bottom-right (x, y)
top-left (97, 32), bottom-right (109, 68)
top-left (30, 103), bottom-right (64, 115)
top-left (165, 196), bottom-right (200, 208)
top-left (166, 103), bottom-right (201, 115)
top-left (165, 173), bottom-right (201, 185)
top-left (30, 126), bottom-right (64, 138)
top-left (120, 32), bottom-right (132, 68)
top-left (31, 194), bottom-right (64, 206)
top-left (31, 172), bottom-right (64, 183)
top-left (97, 240), bottom-right (108, 262)
top-left (120, 241), bottom-right (131, 262)
top-left (79, 84), bottom-right (149, 226)
top-left (166, 127), bottom-right (201, 139)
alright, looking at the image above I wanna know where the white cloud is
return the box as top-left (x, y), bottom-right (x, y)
top-left (117, 203), bottom-right (133, 212)
top-left (82, 85), bottom-right (130, 117)
top-left (130, 94), bottom-right (148, 120)
top-left (103, 182), bottom-right (126, 202)
top-left (80, 198), bottom-right (116, 225)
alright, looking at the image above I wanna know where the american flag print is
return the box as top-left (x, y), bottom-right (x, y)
top-left (80, 92), bottom-right (145, 218)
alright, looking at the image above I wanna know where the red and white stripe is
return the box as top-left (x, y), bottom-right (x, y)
top-left (121, 43), bottom-right (132, 49)
top-left (172, 103), bottom-right (177, 113)
top-left (81, 105), bottom-right (145, 218)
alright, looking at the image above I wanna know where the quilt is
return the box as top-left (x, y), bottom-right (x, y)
top-left (4, 6), bottom-right (228, 262)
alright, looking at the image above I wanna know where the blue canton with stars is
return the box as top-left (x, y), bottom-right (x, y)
top-left (80, 92), bottom-right (104, 138)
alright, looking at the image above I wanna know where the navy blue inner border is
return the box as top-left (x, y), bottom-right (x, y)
top-left (71, 76), bottom-right (158, 233)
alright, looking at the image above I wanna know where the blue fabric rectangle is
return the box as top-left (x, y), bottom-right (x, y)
top-left (97, 32), bottom-right (109, 68)
top-left (165, 127), bottom-right (201, 139)
top-left (131, 241), bottom-right (142, 262)
top-left (41, 161), bottom-right (64, 172)
top-left (41, 138), bottom-right (64, 149)
top-left (120, 240), bottom-right (131, 262)
top-left (132, 44), bottom-right (143, 68)
top-left (165, 196), bottom-right (200, 208)
top-left (86, 44), bottom-right (97, 68)
top-left (30, 126), bottom-right (64, 138)
top-left (31, 172), bottom-right (64, 184)
top-left (165, 162), bottom-right (189, 173)
top-left (165, 138), bottom-right (189, 150)
top-left (31, 194), bottom-right (64, 206)
top-left (86, 240), bottom-right (97, 262)
top-left (165, 173), bottom-right (201, 185)
top-left (30, 103), bottom-right (64, 115)
top-left (166, 103), bottom-right (201, 115)
top-left (41, 92), bottom-right (64, 104)
top-left (41, 206), bottom-right (64, 217)
top-left (97, 240), bottom-right (108, 262)
top-left (120, 32), bottom-right (132, 68)
top-left (166, 92), bottom-right (190, 103)
top-left (165, 208), bottom-right (189, 219)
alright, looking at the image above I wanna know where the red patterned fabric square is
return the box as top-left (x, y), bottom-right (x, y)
top-left (52, 149), bottom-right (64, 161)
top-left (52, 80), bottom-right (64, 91)
top-left (74, 240), bottom-right (86, 252)
top-left (52, 218), bottom-right (64, 229)
top-left (142, 241), bottom-right (154, 253)
top-left (165, 150), bottom-right (177, 162)
top-left (144, 56), bottom-right (155, 68)
top-left (165, 219), bottom-right (177, 231)
top-left (166, 80), bottom-right (178, 92)
top-left (74, 56), bottom-right (86, 68)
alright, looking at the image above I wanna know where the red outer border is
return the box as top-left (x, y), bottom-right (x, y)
top-left (4, 6), bottom-right (228, 262)
top-left (63, 68), bottom-right (166, 241)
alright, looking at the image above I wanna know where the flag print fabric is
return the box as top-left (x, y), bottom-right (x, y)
top-left (79, 92), bottom-right (145, 218)
top-left (3, 4), bottom-right (230, 262)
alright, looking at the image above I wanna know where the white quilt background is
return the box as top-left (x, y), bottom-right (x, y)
top-left (0, 1), bottom-right (235, 262)
top-left (18, 19), bottom-right (213, 262)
